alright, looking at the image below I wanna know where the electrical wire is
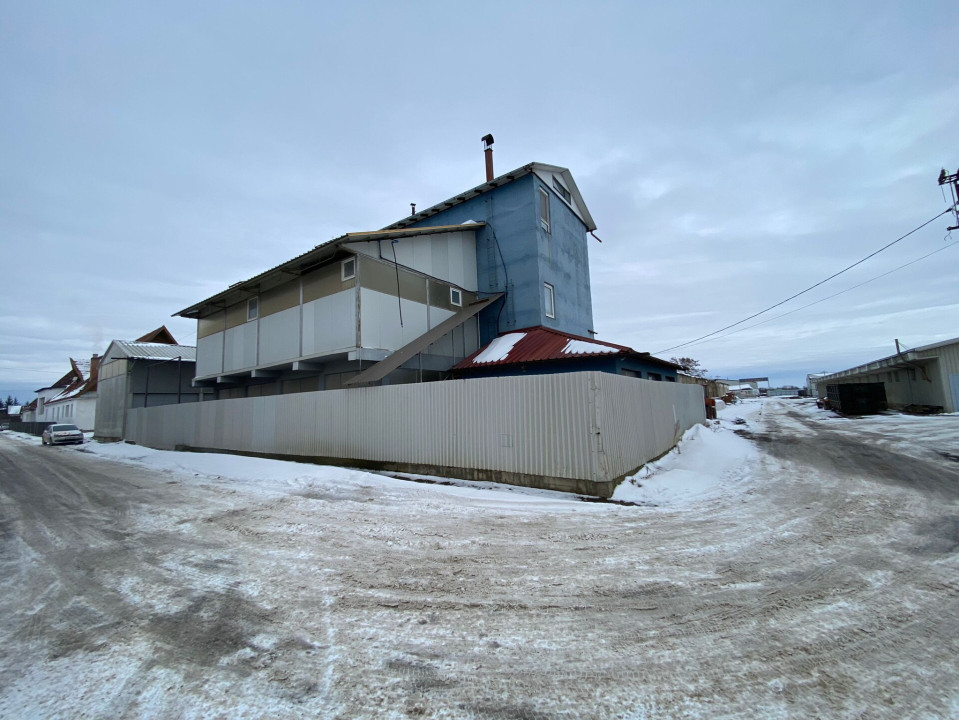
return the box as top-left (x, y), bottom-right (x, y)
top-left (656, 207), bottom-right (953, 354)
top-left (673, 237), bottom-right (959, 352)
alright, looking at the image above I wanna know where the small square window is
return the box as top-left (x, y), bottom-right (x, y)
top-left (341, 257), bottom-right (356, 281)
top-left (450, 287), bottom-right (462, 307)
top-left (539, 188), bottom-right (550, 232)
top-left (247, 297), bottom-right (258, 321)
top-left (544, 282), bottom-right (555, 318)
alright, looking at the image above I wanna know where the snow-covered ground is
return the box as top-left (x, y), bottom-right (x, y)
top-left (1, 398), bottom-right (957, 719)
top-left (7, 401), bottom-right (764, 512)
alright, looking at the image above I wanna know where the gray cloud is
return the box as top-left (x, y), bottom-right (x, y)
top-left (1, 1), bottom-right (957, 400)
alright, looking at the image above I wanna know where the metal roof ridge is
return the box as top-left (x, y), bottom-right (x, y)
top-left (382, 163), bottom-right (538, 230)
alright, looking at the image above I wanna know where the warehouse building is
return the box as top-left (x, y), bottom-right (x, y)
top-left (816, 336), bottom-right (959, 413)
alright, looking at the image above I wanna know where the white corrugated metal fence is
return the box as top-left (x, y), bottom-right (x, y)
top-left (125, 371), bottom-right (705, 495)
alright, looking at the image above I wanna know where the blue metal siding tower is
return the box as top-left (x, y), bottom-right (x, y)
top-left (400, 167), bottom-right (595, 344)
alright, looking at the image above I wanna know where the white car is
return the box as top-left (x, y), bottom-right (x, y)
top-left (41, 423), bottom-right (84, 446)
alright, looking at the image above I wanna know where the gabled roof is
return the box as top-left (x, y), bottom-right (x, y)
top-left (48, 356), bottom-right (100, 404)
top-left (104, 340), bottom-right (197, 362)
top-left (71, 357), bottom-right (91, 382)
top-left (135, 326), bottom-right (178, 344)
top-left (383, 162), bottom-right (597, 233)
top-left (35, 368), bottom-right (79, 394)
top-left (453, 327), bottom-right (679, 371)
top-left (175, 222), bottom-right (485, 319)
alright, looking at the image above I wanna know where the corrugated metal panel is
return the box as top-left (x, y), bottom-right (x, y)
top-left (593, 374), bottom-right (706, 479)
top-left (113, 342), bottom-right (197, 361)
top-left (125, 371), bottom-right (704, 491)
top-left (921, 339), bottom-right (959, 412)
top-left (454, 327), bottom-right (632, 369)
top-left (93, 368), bottom-right (129, 439)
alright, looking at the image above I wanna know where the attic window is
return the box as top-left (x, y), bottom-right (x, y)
top-left (552, 177), bottom-right (572, 204)
top-left (450, 287), bottom-right (462, 307)
top-left (247, 297), bottom-right (258, 321)
top-left (341, 257), bottom-right (356, 281)
top-left (539, 189), bottom-right (550, 232)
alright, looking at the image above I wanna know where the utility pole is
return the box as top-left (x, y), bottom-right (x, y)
top-left (938, 166), bottom-right (959, 231)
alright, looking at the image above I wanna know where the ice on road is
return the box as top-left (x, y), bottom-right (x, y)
top-left (1, 398), bottom-right (957, 719)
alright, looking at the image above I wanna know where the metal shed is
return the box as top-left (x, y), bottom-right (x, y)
top-left (817, 336), bottom-right (959, 413)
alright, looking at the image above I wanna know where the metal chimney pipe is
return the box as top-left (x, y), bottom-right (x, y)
top-left (482, 133), bottom-right (494, 181)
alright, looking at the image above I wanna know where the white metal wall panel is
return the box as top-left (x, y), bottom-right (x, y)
top-left (359, 289), bottom-right (429, 350)
top-left (923, 341), bottom-right (959, 412)
top-left (223, 323), bottom-right (257, 372)
top-left (258, 306), bottom-right (300, 365)
top-left (94, 363), bottom-right (129, 439)
top-left (196, 333), bottom-right (224, 377)
top-left (388, 231), bottom-right (478, 291)
top-left (302, 291), bottom-right (356, 357)
top-left (125, 371), bottom-right (704, 487)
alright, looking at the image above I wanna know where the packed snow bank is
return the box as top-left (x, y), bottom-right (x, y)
top-left (7, 414), bottom-right (756, 509)
top-left (613, 421), bottom-right (756, 506)
top-left (74, 440), bottom-right (602, 512)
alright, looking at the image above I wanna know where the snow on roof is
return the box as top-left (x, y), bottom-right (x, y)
top-left (561, 339), bottom-right (618, 356)
top-left (455, 326), bottom-right (678, 371)
top-left (50, 384), bottom-right (86, 402)
top-left (471, 333), bottom-right (527, 364)
top-left (47, 355), bottom-right (100, 404)
top-left (72, 358), bottom-right (91, 380)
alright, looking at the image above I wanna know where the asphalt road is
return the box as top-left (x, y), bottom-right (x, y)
top-left (1, 402), bottom-right (958, 719)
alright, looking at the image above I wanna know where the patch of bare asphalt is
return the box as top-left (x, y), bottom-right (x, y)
top-left (737, 412), bottom-right (959, 499)
top-left (146, 587), bottom-right (274, 669)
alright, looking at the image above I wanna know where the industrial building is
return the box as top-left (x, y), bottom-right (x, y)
top-left (176, 142), bottom-right (673, 397)
top-left (94, 327), bottom-right (204, 441)
top-left (120, 145), bottom-right (706, 495)
top-left (816, 336), bottom-right (959, 413)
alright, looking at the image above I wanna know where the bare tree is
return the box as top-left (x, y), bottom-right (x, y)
top-left (670, 357), bottom-right (707, 379)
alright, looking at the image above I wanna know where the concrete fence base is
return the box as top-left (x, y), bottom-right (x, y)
top-left (125, 371), bottom-right (705, 497)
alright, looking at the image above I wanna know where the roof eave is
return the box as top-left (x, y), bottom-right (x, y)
top-left (382, 164), bottom-right (537, 231)
top-left (175, 223), bottom-right (487, 319)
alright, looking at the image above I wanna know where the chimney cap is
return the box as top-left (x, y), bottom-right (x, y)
top-left (481, 133), bottom-right (494, 149)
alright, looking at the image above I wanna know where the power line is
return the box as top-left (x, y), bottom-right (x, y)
top-left (656, 207), bottom-right (953, 354)
top-left (674, 237), bottom-right (959, 352)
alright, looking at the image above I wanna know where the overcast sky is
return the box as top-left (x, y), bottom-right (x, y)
top-left (2, 1), bottom-right (957, 401)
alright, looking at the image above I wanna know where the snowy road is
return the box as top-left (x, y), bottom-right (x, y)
top-left (1, 399), bottom-right (957, 719)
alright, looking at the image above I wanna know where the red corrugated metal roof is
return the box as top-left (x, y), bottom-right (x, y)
top-left (454, 326), bottom-right (674, 370)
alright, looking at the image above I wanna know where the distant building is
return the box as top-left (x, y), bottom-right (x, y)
top-left (34, 356), bottom-right (100, 431)
top-left (727, 384), bottom-right (759, 399)
top-left (95, 327), bottom-right (205, 441)
top-left (807, 372), bottom-right (830, 399)
top-left (19, 398), bottom-right (37, 422)
top-left (678, 374), bottom-right (730, 398)
top-left (817, 336), bottom-right (959, 413)
top-left (174, 153), bottom-right (676, 397)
